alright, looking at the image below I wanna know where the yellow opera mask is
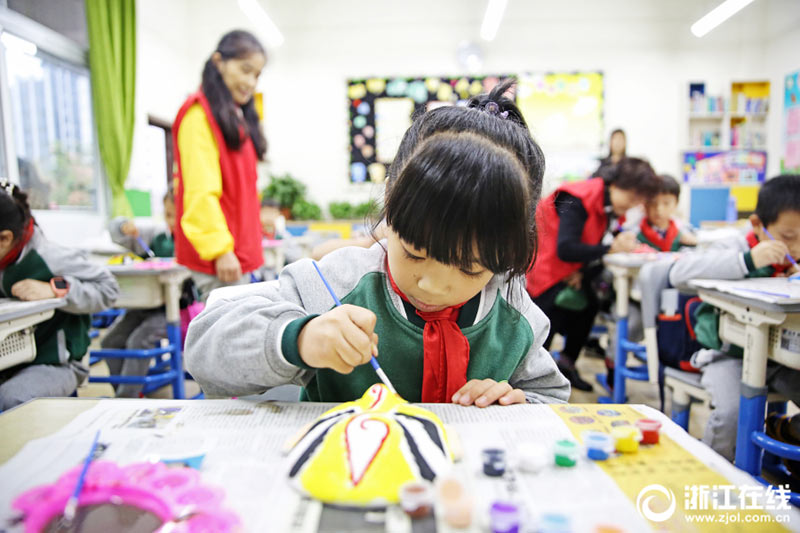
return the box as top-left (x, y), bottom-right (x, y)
top-left (286, 384), bottom-right (455, 507)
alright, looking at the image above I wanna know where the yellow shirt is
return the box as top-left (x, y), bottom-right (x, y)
top-left (176, 104), bottom-right (235, 261)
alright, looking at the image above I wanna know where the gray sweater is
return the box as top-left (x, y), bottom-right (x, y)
top-left (185, 242), bottom-right (570, 403)
top-left (0, 227), bottom-right (119, 315)
top-left (669, 233), bottom-right (753, 290)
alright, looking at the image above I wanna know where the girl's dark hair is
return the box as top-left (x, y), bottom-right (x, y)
top-left (0, 181), bottom-right (33, 239)
top-left (380, 78), bottom-right (545, 277)
top-left (756, 174), bottom-right (800, 226)
top-left (605, 157), bottom-right (659, 198)
top-left (608, 128), bottom-right (626, 157)
top-left (202, 30), bottom-right (267, 160)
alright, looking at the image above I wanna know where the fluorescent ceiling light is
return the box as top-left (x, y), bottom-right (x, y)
top-left (0, 32), bottom-right (37, 56)
top-left (480, 0), bottom-right (507, 42)
top-left (691, 0), bottom-right (756, 38)
top-left (238, 0), bottom-right (284, 47)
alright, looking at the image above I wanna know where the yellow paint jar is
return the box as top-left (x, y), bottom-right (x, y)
top-left (611, 426), bottom-right (642, 453)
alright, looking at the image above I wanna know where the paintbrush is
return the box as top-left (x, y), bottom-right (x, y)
top-left (62, 430), bottom-right (101, 525)
top-left (311, 261), bottom-right (397, 394)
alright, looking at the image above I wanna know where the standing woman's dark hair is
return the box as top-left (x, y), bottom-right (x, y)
top-left (202, 30), bottom-right (267, 159)
top-left (607, 128), bottom-right (626, 159)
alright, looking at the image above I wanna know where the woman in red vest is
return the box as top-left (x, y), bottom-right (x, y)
top-left (526, 158), bottom-right (658, 391)
top-left (173, 30), bottom-right (267, 301)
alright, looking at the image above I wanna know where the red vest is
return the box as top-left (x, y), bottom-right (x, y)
top-left (172, 91), bottom-right (264, 275)
top-left (526, 178), bottom-right (608, 298)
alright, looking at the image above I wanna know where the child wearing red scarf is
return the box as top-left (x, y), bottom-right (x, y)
top-left (185, 80), bottom-right (570, 405)
top-left (0, 182), bottom-right (118, 409)
top-left (669, 175), bottom-right (800, 461)
top-left (637, 174), bottom-right (697, 252)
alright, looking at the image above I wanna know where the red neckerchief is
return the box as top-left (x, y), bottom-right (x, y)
top-left (640, 219), bottom-right (680, 252)
top-left (386, 262), bottom-right (470, 403)
top-left (746, 231), bottom-right (791, 276)
top-left (0, 219), bottom-right (34, 270)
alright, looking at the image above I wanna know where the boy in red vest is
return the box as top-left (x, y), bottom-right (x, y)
top-left (637, 174), bottom-right (696, 251)
top-left (527, 158), bottom-right (660, 391)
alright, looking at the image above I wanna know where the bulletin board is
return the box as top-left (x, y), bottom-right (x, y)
top-left (784, 70), bottom-right (800, 174)
top-left (682, 150), bottom-right (767, 185)
top-left (347, 76), bottom-right (505, 183)
top-left (347, 72), bottom-right (605, 185)
top-left (517, 72), bottom-right (605, 186)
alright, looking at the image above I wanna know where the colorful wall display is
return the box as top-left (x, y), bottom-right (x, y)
top-left (347, 76), bottom-right (505, 183)
top-left (682, 150), bottom-right (767, 185)
top-left (784, 70), bottom-right (800, 174)
top-left (347, 73), bottom-right (605, 184)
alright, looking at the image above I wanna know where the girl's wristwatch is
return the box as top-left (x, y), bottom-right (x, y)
top-left (50, 276), bottom-right (70, 298)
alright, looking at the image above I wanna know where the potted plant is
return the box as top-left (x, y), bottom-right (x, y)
top-left (353, 200), bottom-right (379, 219)
top-left (291, 199), bottom-right (322, 221)
top-left (328, 201), bottom-right (355, 220)
top-left (262, 173), bottom-right (307, 219)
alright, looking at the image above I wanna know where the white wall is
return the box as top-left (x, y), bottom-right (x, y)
top-left (128, 0), bottom-right (800, 218)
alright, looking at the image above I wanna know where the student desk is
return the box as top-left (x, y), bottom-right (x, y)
top-left (601, 253), bottom-right (677, 402)
top-left (0, 298), bottom-right (65, 372)
top-left (690, 280), bottom-right (800, 486)
top-left (2, 398), bottom-right (798, 532)
top-left (97, 263), bottom-right (191, 398)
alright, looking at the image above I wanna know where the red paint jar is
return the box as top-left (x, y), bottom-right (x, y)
top-left (636, 419), bottom-right (662, 445)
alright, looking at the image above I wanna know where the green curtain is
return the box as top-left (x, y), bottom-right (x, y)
top-left (86, 0), bottom-right (136, 217)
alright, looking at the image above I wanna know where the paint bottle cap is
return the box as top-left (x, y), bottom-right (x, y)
top-left (582, 431), bottom-right (614, 461)
top-left (635, 419), bottom-right (662, 432)
top-left (490, 500), bottom-right (520, 533)
top-left (516, 443), bottom-right (549, 473)
top-left (540, 512), bottom-right (571, 533)
top-left (482, 448), bottom-right (506, 477)
top-left (399, 480), bottom-right (434, 519)
top-left (553, 439), bottom-right (579, 467)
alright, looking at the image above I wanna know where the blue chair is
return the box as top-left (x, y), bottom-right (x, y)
top-left (598, 260), bottom-right (672, 403)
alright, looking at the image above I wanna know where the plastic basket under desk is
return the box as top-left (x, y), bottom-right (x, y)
top-left (0, 327), bottom-right (35, 371)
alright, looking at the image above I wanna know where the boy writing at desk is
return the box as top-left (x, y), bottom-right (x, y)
top-left (669, 174), bottom-right (800, 461)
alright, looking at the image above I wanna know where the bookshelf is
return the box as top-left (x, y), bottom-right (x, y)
top-left (685, 80), bottom-right (770, 152)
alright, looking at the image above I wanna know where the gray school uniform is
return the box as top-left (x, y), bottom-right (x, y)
top-left (0, 227), bottom-right (119, 409)
top-left (669, 234), bottom-right (800, 461)
top-left (185, 241), bottom-right (570, 404)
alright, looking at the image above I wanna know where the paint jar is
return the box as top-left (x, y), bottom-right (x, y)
top-left (553, 439), bottom-right (579, 467)
top-left (436, 475), bottom-right (472, 529)
top-left (540, 512), bottom-right (571, 533)
top-left (490, 500), bottom-right (520, 533)
top-left (611, 426), bottom-right (642, 453)
top-left (482, 448), bottom-right (506, 477)
top-left (635, 419), bottom-right (662, 445)
top-left (582, 431), bottom-right (615, 461)
top-left (516, 443), bottom-right (549, 473)
top-left (399, 480), bottom-right (434, 519)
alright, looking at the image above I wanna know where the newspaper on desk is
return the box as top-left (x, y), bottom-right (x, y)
top-left (692, 278), bottom-right (800, 305)
top-left (0, 400), bottom-right (798, 533)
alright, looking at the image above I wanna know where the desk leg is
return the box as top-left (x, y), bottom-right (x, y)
top-left (613, 316), bottom-right (628, 403)
top-left (612, 270), bottom-right (630, 404)
top-left (167, 321), bottom-right (185, 399)
top-left (734, 322), bottom-right (770, 475)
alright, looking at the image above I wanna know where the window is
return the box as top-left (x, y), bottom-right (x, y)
top-left (0, 6), bottom-right (101, 213)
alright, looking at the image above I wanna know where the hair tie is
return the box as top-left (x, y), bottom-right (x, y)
top-left (485, 101), bottom-right (500, 115)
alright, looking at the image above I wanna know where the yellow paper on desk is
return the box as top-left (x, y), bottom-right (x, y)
top-left (552, 404), bottom-right (790, 532)
top-left (286, 384), bottom-right (455, 507)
